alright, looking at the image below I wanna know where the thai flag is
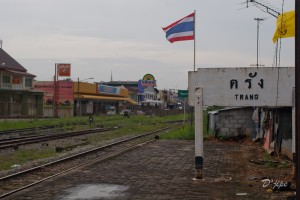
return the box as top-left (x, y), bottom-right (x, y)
top-left (162, 12), bottom-right (195, 43)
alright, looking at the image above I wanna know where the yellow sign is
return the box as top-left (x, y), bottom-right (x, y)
top-left (143, 74), bottom-right (155, 81)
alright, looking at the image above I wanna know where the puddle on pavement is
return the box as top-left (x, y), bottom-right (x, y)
top-left (59, 183), bottom-right (129, 200)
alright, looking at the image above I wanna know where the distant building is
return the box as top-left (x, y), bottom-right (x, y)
top-left (74, 82), bottom-right (136, 116)
top-left (34, 80), bottom-right (74, 117)
top-left (0, 48), bottom-right (43, 117)
top-left (100, 81), bottom-right (141, 104)
top-left (103, 74), bottom-right (164, 107)
top-left (34, 80), bottom-right (137, 117)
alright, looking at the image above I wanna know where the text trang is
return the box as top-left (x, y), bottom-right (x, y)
top-left (230, 72), bottom-right (263, 101)
top-left (188, 67), bottom-right (294, 107)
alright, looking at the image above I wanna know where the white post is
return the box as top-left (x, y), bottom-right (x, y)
top-left (194, 87), bottom-right (203, 179)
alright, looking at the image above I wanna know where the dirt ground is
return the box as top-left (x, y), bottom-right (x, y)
top-left (222, 137), bottom-right (296, 199)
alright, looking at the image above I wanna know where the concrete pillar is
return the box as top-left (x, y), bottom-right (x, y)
top-left (194, 87), bottom-right (203, 179)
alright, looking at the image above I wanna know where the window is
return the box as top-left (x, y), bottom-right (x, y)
top-left (25, 78), bottom-right (33, 87)
top-left (2, 75), bottom-right (10, 84)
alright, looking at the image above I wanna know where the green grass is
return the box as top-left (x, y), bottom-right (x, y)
top-left (0, 114), bottom-right (188, 131)
top-left (262, 153), bottom-right (290, 169)
top-left (161, 124), bottom-right (195, 140)
top-left (87, 123), bottom-right (169, 143)
top-left (160, 123), bottom-right (211, 140)
top-left (0, 148), bottom-right (56, 171)
top-left (160, 110), bottom-right (211, 140)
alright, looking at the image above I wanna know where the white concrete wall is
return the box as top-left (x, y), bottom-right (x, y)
top-left (188, 67), bottom-right (294, 107)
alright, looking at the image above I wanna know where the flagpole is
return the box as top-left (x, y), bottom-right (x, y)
top-left (194, 10), bottom-right (196, 72)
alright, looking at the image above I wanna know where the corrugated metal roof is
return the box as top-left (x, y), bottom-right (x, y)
top-left (76, 94), bottom-right (137, 105)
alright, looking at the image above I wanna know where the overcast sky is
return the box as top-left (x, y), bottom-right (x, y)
top-left (0, 0), bottom-right (295, 90)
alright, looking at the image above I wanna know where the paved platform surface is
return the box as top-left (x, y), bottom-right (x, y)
top-left (3, 140), bottom-right (296, 200)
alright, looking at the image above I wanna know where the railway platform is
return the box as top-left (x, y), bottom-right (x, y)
top-left (2, 139), bottom-right (296, 200)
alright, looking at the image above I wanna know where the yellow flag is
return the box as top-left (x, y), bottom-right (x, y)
top-left (273, 10), bottom-right (295, 43)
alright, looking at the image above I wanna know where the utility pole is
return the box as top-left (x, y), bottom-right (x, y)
top-left (244, 1), bottom-right (279, 68)
top-left (54, 64), bottom-right (58, 118)
top-left (253, 18), bottom-right (265, 68)
top-left (77, 77), bottom-right (80, 116)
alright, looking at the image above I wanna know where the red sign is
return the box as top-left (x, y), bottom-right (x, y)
top-left (57, 63), bottom-right (71, 77)
top-left (12, 76), bottom-right (21, 84)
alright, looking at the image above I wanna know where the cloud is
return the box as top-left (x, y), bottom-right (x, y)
top-left (1, 0), bottom-right (295, 90)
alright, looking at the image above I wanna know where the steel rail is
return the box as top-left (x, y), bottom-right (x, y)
top-left (0, 127), bottom-right (117, 150)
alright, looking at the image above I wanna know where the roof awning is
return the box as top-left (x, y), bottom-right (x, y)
top-left (2, 69), bottom-right (36, 77)
top-left (75, 94), bottom-right (137, 105)
top-left (142, 100), bottom-right (163, 104)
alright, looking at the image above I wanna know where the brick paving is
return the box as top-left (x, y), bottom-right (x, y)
top-left (2, 140), bottom-right (296, 200)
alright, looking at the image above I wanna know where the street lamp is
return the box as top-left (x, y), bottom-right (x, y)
top-left (77, 77), bottom-right (94, 116)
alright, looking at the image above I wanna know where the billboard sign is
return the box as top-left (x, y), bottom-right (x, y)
top-left (140, 73), bottom-right (156, 87)
top-left (57, 63), bottom-right (71, 77)
top-left (188, 67), bottom-right (294, 107)
top-left (98, 85), bottom-right (120, 95)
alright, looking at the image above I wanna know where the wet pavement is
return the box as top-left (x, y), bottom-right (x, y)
top-left (2, 140), bottom-right (296, 200)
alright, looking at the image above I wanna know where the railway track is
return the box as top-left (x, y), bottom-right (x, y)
top-left (0, 122), bottom-right (183, 198)
top-left (0, 127), bottom-right (118, 150)
top-left (0, 119), bottom-right (184, 137)
top-left (0, 120), bottom-right (187, 150)
top-left (0, 122), bottom-right (88, 137)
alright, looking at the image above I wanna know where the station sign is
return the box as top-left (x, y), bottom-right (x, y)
top-left (188, 67), bottom-right (294, 107)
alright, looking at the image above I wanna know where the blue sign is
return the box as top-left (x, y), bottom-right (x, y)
top-left (99, 85), bottom-right (120, 95)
